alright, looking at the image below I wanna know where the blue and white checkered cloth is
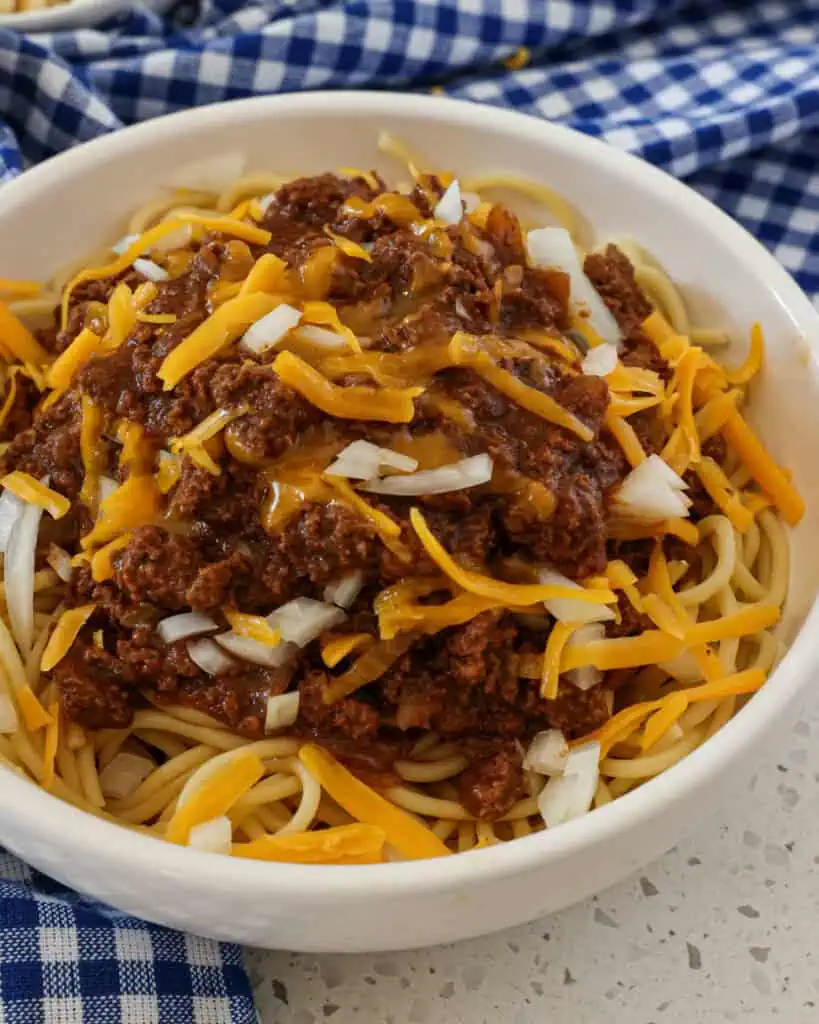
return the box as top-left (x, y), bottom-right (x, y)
top-left (1, 0), bottom-right (818, 1017)
top-left (0, 854), bottom-right (258, 1022)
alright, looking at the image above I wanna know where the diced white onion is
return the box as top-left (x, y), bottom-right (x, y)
top-left (257, 192), bottom-right (276, 213)
top-left (166, 152), bottom-right (246, 193)
top-left (157, 612), bottom-right (218, 644)
top-left (563, 623), bottom-right (606, 690)
top-left (537, 741), bottom-right (600, 828)
top-left (99, 751), bottom-right (154, 800)
top-left (433, 179), bottom-right (463, 226)
top-left (98, 476), bottom-right (118, 504)
top-left (264, 691), bottom-right (300, 733)
top-left (363, 454), bottom-right (493, 496)
top-left (581, 343), bottom-right (618, 377)
top-left (323, 571), bottom-right (364, 609)
top-left (660, 650), bottom-right (703, 684)
top-left (0, 693), bottom-right (18, 734)
top-left (0, 489), bottom-right (24, 551)
top-left (326, 440), bottom-right (418, 480)
top-left (241, 304), bottom-right (302, 355)
top-left (5, 500), bottom-right (42, 653)
top-left (538, 568), bottom-right (615, 624)
top-left (523, 729), bottom-right (569, 775)
top-left (132, 258), bottom-right (169, 282)
top-left (295, 325), bottom-right (348, 350)
top-left (111, 233), bottom-right (139, 255)
top-left (188, 815), bottom-right (232, 855)
top-left (615, 454), bottom-right (692, 520)
top-left (526, 228), bottom-right (621, 347)
top-left (461, 191), bottom-right (481, 213)
top-left (187, 637), bottom-right (234, 676)
top-left (267, 598), bottom-right (346, 649)
top-left (215, 633), bottom-right (299, 668)
top-left (46, 544), bottom-right (73, 583)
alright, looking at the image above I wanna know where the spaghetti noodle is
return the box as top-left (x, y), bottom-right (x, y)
top-left (0, 136), bottom-right (799, 862)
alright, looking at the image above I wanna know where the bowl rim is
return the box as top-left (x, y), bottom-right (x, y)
top-left (1, 89), bottom-right (818, 899)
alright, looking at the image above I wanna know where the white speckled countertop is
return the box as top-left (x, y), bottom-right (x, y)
top-left (246, 695), bottom-right (818, 1024)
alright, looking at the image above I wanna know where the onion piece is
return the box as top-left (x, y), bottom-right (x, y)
top-left (215, 633), bottom-right (298, 668)
top-left (132, 258), bottom-right (169, 282)
top-left (98, 476), bottom-right (118, 505)
top-left (241, 304), bottom-right (302, 355)
top-left (157, 612), bottom-right (218, 644)
top-left (537, 741), bottom-right (600, 828)
top-left (6, 500), bottom-right (42, 653)
top-left (433, 179), bottom-right (462, 226)
top-left (257, 192), bottom-right (276, 214)
top-left (112, 233), bottom-right (140, 255)
top-left (538, 569), bottom-right (615, 623)
top-left (461, 191), bottom-right (481, 213)
top-left (564, 623), bottom-right (606, 690)
top-left (581, 343), bottom-right (618, 377)
top-left (264, 691), bottom-right (300, 733)
top-left (323, 571), bottom-right (364, 609)
top-left (166, 152), bottom-right (246, 192)
top-left (99, 751), bottom-right (154, 800)
top-left (188, 815), bottom-right (232, 855)
top-left (0, 489), bottom-right (24, 551)
top-left (267, 598), bottom-right (346, 649)
top-left (615, 454), bottom-right (692, 520)
top-left (0, 692), bottom-right (18, 734)
top-left (294, 325), bottom-right (348, 350)
top-left (363, 454), bottom-right (493, 496)
top-left (526, 228), bottom-right (621, 347)
top-left (326, 440), bottom-right (418, 480)
top-left (187, 637), bottom-right (234, 676)
top-left (523, 730), bottom-right (569, 775)
top-left (46, 544), bottom-right (73, 583)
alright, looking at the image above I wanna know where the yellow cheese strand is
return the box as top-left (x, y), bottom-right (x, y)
top-left (0, 471), bottom-right (70, 520)
top-left (41, 605), bottom-right (96, 672)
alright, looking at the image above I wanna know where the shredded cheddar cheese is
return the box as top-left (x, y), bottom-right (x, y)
top-left (410, 507), bottom-right (615, 608)
top-left (694, 457), bottom-right (754, 533)
top-left (273, 352), bottom-right (423, 423)
top-left (323, 228), bottom-right (373, 264)
top-left (46, 328), bottom-right (102, 395)
top-left (641, 594), bottom-right (685, 639)
top-left (640, 692), bottom-right (689, 752)
top-left (0, 299), bottom-right (49, 365)
top-left (298, 744), bottom-right (451, 859)
top-left (321, 633), bottom-right (374, 668)
top-left (301, 301), bottom-right (361, 353)
top-left (324, 476), bottom-right (412, 562)
top-left (0, 472), bottom-right (70, 520)
top-left (79, 396), bottom-right (105, 507)
top-left (232, 822), bottom-right (387, 864)
top-left (117, 421), bottom-right (154, 476)
top-left (449, 333), bottom-right (593, 441)
top-left (90, 533), bottom-right (132, 582)
top-left (17, 684), bottom-right (54, 731)
top-left (239, 253), bottom-right (290, 297)
top-left (41, 605), bottom-right (96, 672)
top-left (322, 635), bottom-right (415, 704)
top-left (604, 410), bottom-right (646, 468)
top-left (224, 611), bottom-right (281, 647)
top-left (165, 751), bottom-right (266, 845)
top-left (159, 293), bottom-right (283, 389)
top-left (0, 277), bottom-right (42, 298)
top-left (81, 475), bottom-right (160, 549)
top-left (541, 622), bottom-right (579, 700)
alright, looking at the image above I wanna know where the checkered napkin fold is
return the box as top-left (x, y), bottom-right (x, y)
top-left (1, 0), bottom-right (819, 1018)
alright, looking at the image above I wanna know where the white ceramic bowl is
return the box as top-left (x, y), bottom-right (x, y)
top-left (0, 0), bottom-right (171, 33)
top-left (0, 92), bottom-right (817, 953)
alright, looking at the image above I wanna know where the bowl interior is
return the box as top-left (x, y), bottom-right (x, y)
top-left (0, 94), bottom-right (817, 945)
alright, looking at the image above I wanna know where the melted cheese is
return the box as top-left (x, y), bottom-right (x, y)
top-left (79, 397), bottom-right (105, 508)
top-left (273, 351), bottom-right (423, 423)
top-left (324, 228), bottom-right (373, 264)
top-left (90, 533), bottom-right (132, 582)
top-left (321, 633), bottom-right (374, 668)
top-left (81, 475), bottom-right (160, 549)
top-left (0, 472), bottom-right (70, 520)
top-left (41, 605), bottom-right (96, 672)
top-left (324, 476), bottom-right (412, 562)
top-left (298, 744), bottom-right (451, 859)
top-left (239, 253), bottom-right (291, 297)
top-left (322, 635), bottom-right (415, 704)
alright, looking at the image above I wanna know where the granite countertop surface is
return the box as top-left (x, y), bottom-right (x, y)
top-left (247, 695), bottom-right (818, 1024)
